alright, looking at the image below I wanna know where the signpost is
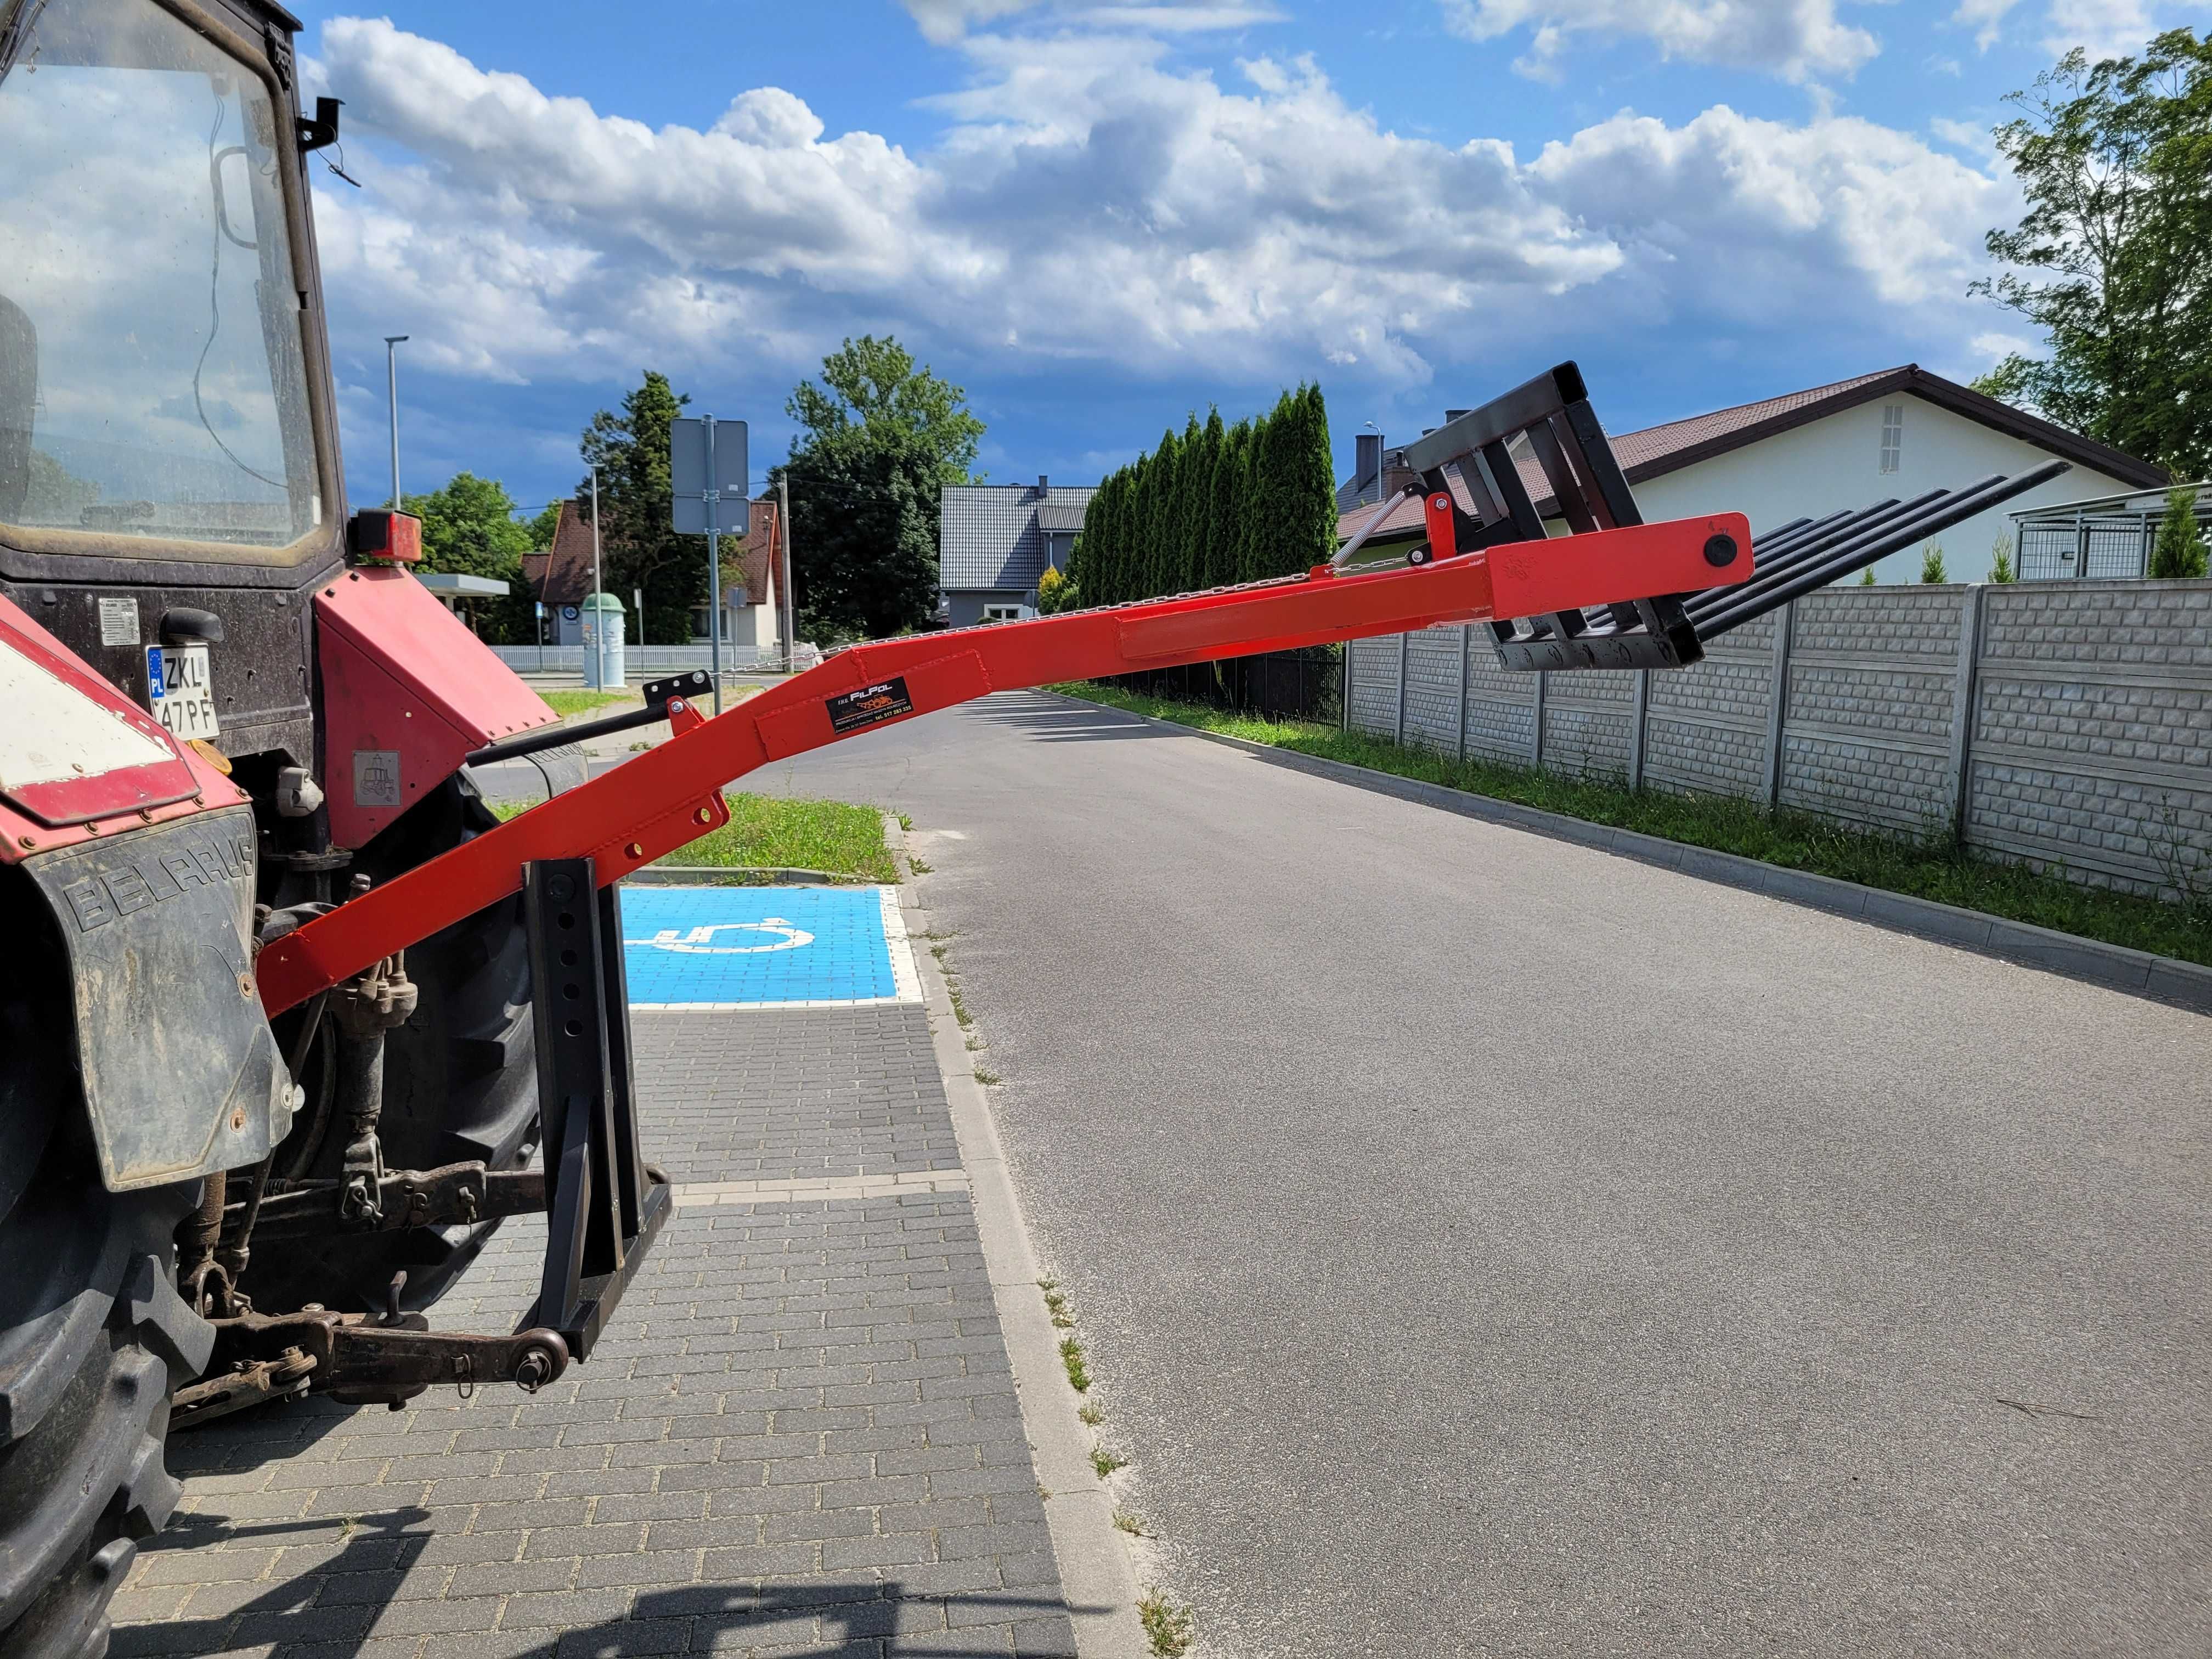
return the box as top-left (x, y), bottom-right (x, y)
top-left (671, 416), bottom-right (748, 714)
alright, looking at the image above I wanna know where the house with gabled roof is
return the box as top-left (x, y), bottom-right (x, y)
top-left (939, 477), bottom-right (1094, 627)
top-left (1340, 366), bottom-right (2165, 584)
top-left (520, 499), bottom-right (598, 644)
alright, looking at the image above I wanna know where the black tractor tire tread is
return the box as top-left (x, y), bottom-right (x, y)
top-left (0, 1116), bottom-right (206, 1659)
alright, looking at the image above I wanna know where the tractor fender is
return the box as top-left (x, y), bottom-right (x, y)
top-left (312, 566), bottom-right (557, 850)
top-left (0, 597), bottom-right (292, 1192)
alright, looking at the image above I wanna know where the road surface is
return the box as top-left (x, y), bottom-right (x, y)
top-left (686, 691), bottom-right (2207, 1655)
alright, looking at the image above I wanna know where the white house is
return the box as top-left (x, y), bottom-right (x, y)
top-left (1340, 366), bottom-right (2165, 583)
top-left (697, 496), bottom-right (784, 665)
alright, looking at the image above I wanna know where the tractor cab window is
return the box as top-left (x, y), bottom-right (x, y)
top-left (0, 0), bottom-right (321, 554)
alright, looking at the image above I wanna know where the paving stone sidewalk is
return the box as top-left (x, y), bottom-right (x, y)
top-left (115, 1000), bottom-right (1079, 1657)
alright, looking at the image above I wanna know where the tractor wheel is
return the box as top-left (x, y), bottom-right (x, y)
top-left (241, 763), bottom-right (572, 1316)
top-left (0, 881), bottom-right (212, 1659)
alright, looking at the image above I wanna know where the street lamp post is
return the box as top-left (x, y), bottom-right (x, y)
top-left (588, 465), bottom-right (606, 690)
top-left (383, 335), bottom-right (409, 509)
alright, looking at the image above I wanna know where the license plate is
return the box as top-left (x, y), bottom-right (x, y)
top-left (145, 643), bottom-right (220, 740)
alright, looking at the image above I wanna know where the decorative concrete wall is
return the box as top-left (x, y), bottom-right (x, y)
top-left (1347, 579), bottom-right (2212, 899)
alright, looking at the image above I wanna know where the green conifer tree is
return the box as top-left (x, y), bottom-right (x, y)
top-left (2149, 485), bottom-right (2209, 578)
top-left (1206, 421), bottom-right (1246, 588)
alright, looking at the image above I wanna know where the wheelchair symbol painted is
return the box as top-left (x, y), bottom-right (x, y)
top-left (625, 919), bottom-right (816, 955)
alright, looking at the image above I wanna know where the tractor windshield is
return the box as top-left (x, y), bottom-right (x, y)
top-left (0, 0), bottom-right (321, 555)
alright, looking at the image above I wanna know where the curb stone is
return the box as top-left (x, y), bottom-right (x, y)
top-left (885, 815), bottom-right (1154, 1659)
top-left (1054, 694), bottom-right (2212, 1019)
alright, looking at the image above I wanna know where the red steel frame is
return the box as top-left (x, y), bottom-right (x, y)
top-left (255, 513), bottom-right (1751, 1017)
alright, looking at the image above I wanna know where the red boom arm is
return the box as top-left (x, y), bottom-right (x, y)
top-left (255, 514), bottom-right (1750, 1016)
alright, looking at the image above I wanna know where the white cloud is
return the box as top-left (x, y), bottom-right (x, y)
top-left (903, 0), bottom-right (1044, 43)
top-left (1529, 106), bottom-right (2013, 325)
top-left (899, 0), bottom-right (1281, 42)
top-left (1929, 114), bottom-right (1994, 155)
top-left (2041, 0), bottom-right (2159, 59)
top-left (1950, 0), bottom-right (2023, 51)
top-left (302, 17), bottom-right (2012, 409)
top-left (1438, 0), bottom-right (1882, 83)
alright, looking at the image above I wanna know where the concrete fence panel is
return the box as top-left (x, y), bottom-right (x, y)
top-left (1347, 578), bottom-right (2212, 901)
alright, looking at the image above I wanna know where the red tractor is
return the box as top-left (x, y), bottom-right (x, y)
top-left (0, 4), bottom-right (2065, 1654)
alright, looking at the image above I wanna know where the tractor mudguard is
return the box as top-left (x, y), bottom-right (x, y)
top-left (313, 566), bottom-right (557, 849)
top-left (20, 809), bottom-right (295, 1190)
top-left (0, 595), bottom-right (290, 1191)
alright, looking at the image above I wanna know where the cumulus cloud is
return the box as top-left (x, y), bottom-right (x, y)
top-left (301, 16), bottom-right (2010, 404)
top-left (1950, 0), bottom-right (2024, 50)
top-left (2041, 0), bottom-right (2161, 59)
top-left (1530, 106), bottom-right (2012, 325)
top-left (1438, 0), bottom-right (1882, 83)
top-left (899, 0), bottom-right (1280, 42)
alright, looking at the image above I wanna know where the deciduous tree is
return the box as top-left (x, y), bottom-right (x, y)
top-left (1973, 29), bottom-right (2212, 476)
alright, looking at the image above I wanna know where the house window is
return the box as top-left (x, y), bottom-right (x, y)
top-left (982, 604), bottom-right (1024, 623)
top-left (1878, 404), bottom-right (1904, 474)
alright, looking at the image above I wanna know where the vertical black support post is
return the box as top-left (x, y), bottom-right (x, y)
top-left (597, 881), bottom-right (647, 1244)
top-left (522, 858), bottom-right (672, 1359)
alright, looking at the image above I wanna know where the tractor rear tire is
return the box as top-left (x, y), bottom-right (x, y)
top-left (0, 891), bottom-right (212, 1659)
top-left (241, 763), bottom-right (569, 1316)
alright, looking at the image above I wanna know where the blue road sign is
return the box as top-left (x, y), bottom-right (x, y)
top-left (620, 885), bottom-right (919, 1009)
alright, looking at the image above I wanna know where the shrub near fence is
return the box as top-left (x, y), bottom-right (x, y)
top-left (1348, 578), bottom-right (2212, 902)
top-left (1114, 646), bottom-right (1341, 722)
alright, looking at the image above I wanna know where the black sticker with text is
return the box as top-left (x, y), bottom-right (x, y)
top-left (826, 676), bottom-right (915, 734)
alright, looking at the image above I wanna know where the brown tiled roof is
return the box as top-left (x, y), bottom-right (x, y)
top-left (524, 500), bottom-right (599, 604)
top-left (1335, 365), bottom-right (2165, 546)
top-left (719, 498), bottom-right (777, 607)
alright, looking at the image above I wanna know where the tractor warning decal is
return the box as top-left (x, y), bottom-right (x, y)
top-left (825, 676), bottom-right (913, 735)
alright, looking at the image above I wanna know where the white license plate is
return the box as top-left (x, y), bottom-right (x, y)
top-left (146, 643), bottom-right (220, 740)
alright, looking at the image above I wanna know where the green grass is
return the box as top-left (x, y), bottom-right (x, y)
top-left (664, 792), bottom-right (895, 878)
top-left (1056, 682), bottom-right (2212, 968)
top-left (1059, 1336), bottom-right (1092, 1394)
top-left (540, 688), bottom-right (633, 718)
top-left (1079, 1401), bottom-right (1105, 1426)
top-left (1113, 1509), bottom-right (1147, 1536)
top-left (1089, 1444), bottom-right (1127, 1478)
top-left (496, 791), bottom-right (896, 882)
top-left (1039, 1279), bottom-right (1075, 1330)
top-left (1138, 1592), bottom-right (1196, 1657)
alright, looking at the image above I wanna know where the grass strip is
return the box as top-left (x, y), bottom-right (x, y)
top-left (539, 688), bottom-right (634, 718)
top-left (1054, 682), bottom-right (2212, 968)
top-left (497, 791), bottom-right (897, 883)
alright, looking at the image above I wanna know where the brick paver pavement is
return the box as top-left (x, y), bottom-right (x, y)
top-left (115, 997), bottom-right (1077, 1657)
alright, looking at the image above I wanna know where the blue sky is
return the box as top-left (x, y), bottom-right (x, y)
top-left (284, 0), bottom-right (2209, 519)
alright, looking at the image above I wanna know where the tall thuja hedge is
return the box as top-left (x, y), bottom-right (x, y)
top-left (1078, 383), bottom-right (1335, 606)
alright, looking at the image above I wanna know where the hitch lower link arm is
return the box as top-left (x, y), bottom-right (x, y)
top-left (255, 514), bottom-right (1750, 1018)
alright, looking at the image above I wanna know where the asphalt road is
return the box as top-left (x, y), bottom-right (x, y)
top-left (730, 692), bottom-right (2204, 1655)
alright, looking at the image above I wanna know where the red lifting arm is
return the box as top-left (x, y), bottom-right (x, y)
top-left (255, 514), bottom-right (1750, 1016)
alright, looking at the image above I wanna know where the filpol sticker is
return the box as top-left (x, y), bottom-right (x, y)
top-left (825, 677), bottom-right (914, 735)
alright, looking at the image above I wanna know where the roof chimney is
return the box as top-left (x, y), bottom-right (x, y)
top-left (1353, 432), bottom-right (1381, 504)
top-left (1037, 475), bottom-right (1049, 495)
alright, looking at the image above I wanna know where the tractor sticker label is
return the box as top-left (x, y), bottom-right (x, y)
top-left (98, 597), bottom-right (139, 646)
top-left (353, 749), bottom-right (402, 807)
top-left (826, 676), bottom-right (913, 735)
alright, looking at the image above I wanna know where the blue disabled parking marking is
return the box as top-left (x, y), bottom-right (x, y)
top-left (620, 885), bottom-right (920, 1010)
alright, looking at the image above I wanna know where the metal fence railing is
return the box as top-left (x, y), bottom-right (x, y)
top-left (2012, 486), bottom-right (2208, 581)
top-left (1110, 646), bottom-right (1342, 723)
